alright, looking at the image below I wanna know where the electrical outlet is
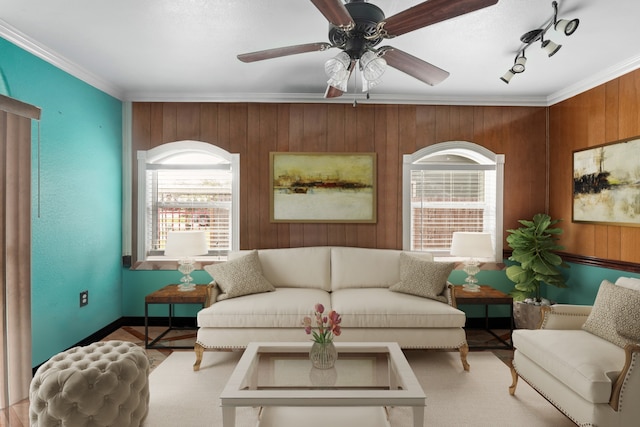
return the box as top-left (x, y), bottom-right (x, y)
top-left (80, 290), bottom-right (88, 307)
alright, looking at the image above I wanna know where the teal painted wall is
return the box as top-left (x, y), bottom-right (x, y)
top-left (1, 37), bottom-right (123, 366)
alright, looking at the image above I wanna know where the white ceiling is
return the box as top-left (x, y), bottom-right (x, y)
top-left (1, 0), bottom-right (639, 106)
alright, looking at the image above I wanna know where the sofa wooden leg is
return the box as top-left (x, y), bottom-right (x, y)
top-left (459, 343), bottom-right (470, 371)
top-left (509, 364), bottom-right (519, 395)
top-left (193, 342), bottom-right (205, 371)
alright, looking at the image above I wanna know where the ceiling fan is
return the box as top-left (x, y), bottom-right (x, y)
top-left (237, 0), bottom-right (499, 98)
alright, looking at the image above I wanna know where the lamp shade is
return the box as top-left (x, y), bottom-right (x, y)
top-left (450, 232), bottom-right (494, 259)
top-left (164, 231), bottom-right (208, 257)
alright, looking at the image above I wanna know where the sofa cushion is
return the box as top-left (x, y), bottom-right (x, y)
top-left (331, 247), bottom-right (433, 290)
top-left (331, 288), bottom-right (465, 328)
top-left (204, 250), bottom-right (275, 301)
top-left (512, 329), bottom-right (625, 403)
top-left (582, 279), bottom-right (640, 347)
top-left (198, 288), bottom-right (331, 328)
top-left (230, 247), bottom-right (332, 291)
top-left (389, 253), bottom-right (453, 302)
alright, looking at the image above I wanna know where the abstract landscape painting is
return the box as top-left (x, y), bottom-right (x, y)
top-left (270, 152), bottom-right (376, 223)
top-left (573, 137), bottom-right (640, 226)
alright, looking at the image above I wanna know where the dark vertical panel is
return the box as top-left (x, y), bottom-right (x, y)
top-left (161, 103), bottom-right (177, 143)
top-left (176, 103), bottom-right (201, 141)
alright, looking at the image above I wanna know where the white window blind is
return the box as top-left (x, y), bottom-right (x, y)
top-left (145, 165), bottom-right (232, 257)
top-left (403, 142), bottom-right (504, 260)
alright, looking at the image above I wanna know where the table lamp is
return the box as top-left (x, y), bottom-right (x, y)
top-left (450, 232), bottom-right (494, 292)
top-left (164, 231), bottom-right (208, 292)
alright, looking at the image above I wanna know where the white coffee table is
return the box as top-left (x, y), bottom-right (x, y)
top-left (220, 342), bottom-right (426, 427)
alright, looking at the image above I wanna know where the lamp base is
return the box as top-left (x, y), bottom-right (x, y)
top-left (462, 283), bottom-right (481, 292)
top-left (178, 283), bottom-right (196, 292)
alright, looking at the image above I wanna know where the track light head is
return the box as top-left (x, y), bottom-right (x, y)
top-left (541, 39), bottom-right (561, 57)
top-left (500, 70), bottom-right (515, 84)
top-left (512, 53), bottom-right (527, 73)
top-left (555, 18), bottom-right (579, 36)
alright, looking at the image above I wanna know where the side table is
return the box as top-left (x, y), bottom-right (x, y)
top-left (144, 284), bottom-right (209, 349)
top-left (454, 285), bottom-right (513, 349)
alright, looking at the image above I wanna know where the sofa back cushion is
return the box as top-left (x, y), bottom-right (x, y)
top-left (330, 247), bottom-right (433, 290)
top-left (229, 247), bottom-right (332, 291)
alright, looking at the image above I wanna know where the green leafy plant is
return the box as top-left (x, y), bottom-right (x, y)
top-left (506, 213), bottom-right (569, 302)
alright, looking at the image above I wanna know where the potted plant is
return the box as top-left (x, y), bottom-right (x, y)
top-left (506, 213), bottom-right (569, 329)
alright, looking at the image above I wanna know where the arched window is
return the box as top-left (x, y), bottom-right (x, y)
top-left (402, 141), bottom-right (504, 261)
top-left (137, 141), bottom-right (239, 261)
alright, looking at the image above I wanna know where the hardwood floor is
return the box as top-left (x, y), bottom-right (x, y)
top-left (2, 326), bottom-right (512, 427)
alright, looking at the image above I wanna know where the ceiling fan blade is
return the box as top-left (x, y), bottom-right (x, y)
top-left (379, 47), bottom-right (449, 86)
top-left (309, 0), bottom-right (354, 28)
top-left (382, 0), bottom-right (498, 37)
top-left (238, 42), bottom-right (333, 63)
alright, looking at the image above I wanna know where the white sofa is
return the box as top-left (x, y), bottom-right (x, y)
top-left (193, 246), bottom-right (469, 371)
top-left (509, 277), bottom-right (640, 427)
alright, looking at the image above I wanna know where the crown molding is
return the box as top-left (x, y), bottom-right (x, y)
top-left (547, 54), bottom-right (640, 105)
top-left (0, 19), bottom-right (125, 100)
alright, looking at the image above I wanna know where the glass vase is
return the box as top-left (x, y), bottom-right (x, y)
top-left (309, 341), bottom-right (338, 369)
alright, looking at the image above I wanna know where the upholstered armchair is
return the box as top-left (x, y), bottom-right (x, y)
top-left (509, 277), bottom-right (640, 427)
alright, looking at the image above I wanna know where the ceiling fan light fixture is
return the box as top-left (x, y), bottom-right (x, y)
top-left (555, 18), bottom-right (579, 36)
top-left (327, 76), bottom-right (349, 92)
top-left (541, 39), bottom-right (561, 57)
top-left (324, 51), bottom-right (351, 80)
top-left (360, 51), bottom-right (387, 81)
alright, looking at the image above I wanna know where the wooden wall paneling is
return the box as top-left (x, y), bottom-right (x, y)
top-left (199, 103), bottom-right (218, 146)
top-left (176, 103), bottom-right (201, 141)
top-left (342, 104), bottom-right (360, 246)
top-left (326, 105), bottom-right (347, 247)
top-left (161, 103), bottom-right (178, 143)
top-left (131, 101), bottom-right (559, 256)
top-left (604, 80), bottom-right (619, 142)
top-left (227, 104), bottom-right (249, 249)
top-left (621, 228), bottom-right (640, 263)
top-left (258, 104), bottom-right (279, 249)
top-left (373, 105), bottom-right (392, 248)
top-left (275, 105), bottom-right (291, 247)
top-left (353, 105), bottom-right (376, 248)
top-left (149, 104), bottom-right (163, 148)
top-left (301, 104), bottom-right (329, 247)
top-left (618, 71), bottom-right (640, 139)
top-left (245, 104), bottom-right (261, 249)
top-left (287, 105), bottom-right (305, 248)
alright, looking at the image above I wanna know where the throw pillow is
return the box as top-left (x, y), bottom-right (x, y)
top-left (389, 253), bottom-right (454, 302)
top-left (203, 250), bottom-right (275, 301)
top-left (582, 279), bottom-right (640, 347)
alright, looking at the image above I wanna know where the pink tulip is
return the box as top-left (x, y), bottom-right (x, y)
top-left (315, 303), bottom-right (324, 314)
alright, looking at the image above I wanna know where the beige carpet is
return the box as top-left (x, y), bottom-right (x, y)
top-left (144, 349), bottom-right (574, 427)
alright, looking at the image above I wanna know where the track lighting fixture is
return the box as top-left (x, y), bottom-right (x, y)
top-left (500, 1), bottom-right (579, 84)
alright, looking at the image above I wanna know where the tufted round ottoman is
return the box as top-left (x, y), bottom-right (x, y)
top-left (29, 340), bottom-right (150, 427)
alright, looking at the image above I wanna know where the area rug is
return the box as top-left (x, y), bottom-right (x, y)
top-left (143, 349), bottom-right (574, 427)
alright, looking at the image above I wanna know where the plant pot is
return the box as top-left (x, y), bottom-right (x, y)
top-left (513, 301), bottom-right (544, 329)
top-left (309, 341), bottom-right (338, 369)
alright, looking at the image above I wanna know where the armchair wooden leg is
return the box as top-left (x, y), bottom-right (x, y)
top-left (193, 342), bottom-right (205, 371)
top-left (509, 364), bottom-right (519, 395)
top-left (459, 343), bottom-right (470, 371)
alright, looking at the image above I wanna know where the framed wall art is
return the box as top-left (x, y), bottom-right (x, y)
top-left (270, 152), bottom-right (377, 223)
top-left (573, 136), bottom-right (640, 226)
